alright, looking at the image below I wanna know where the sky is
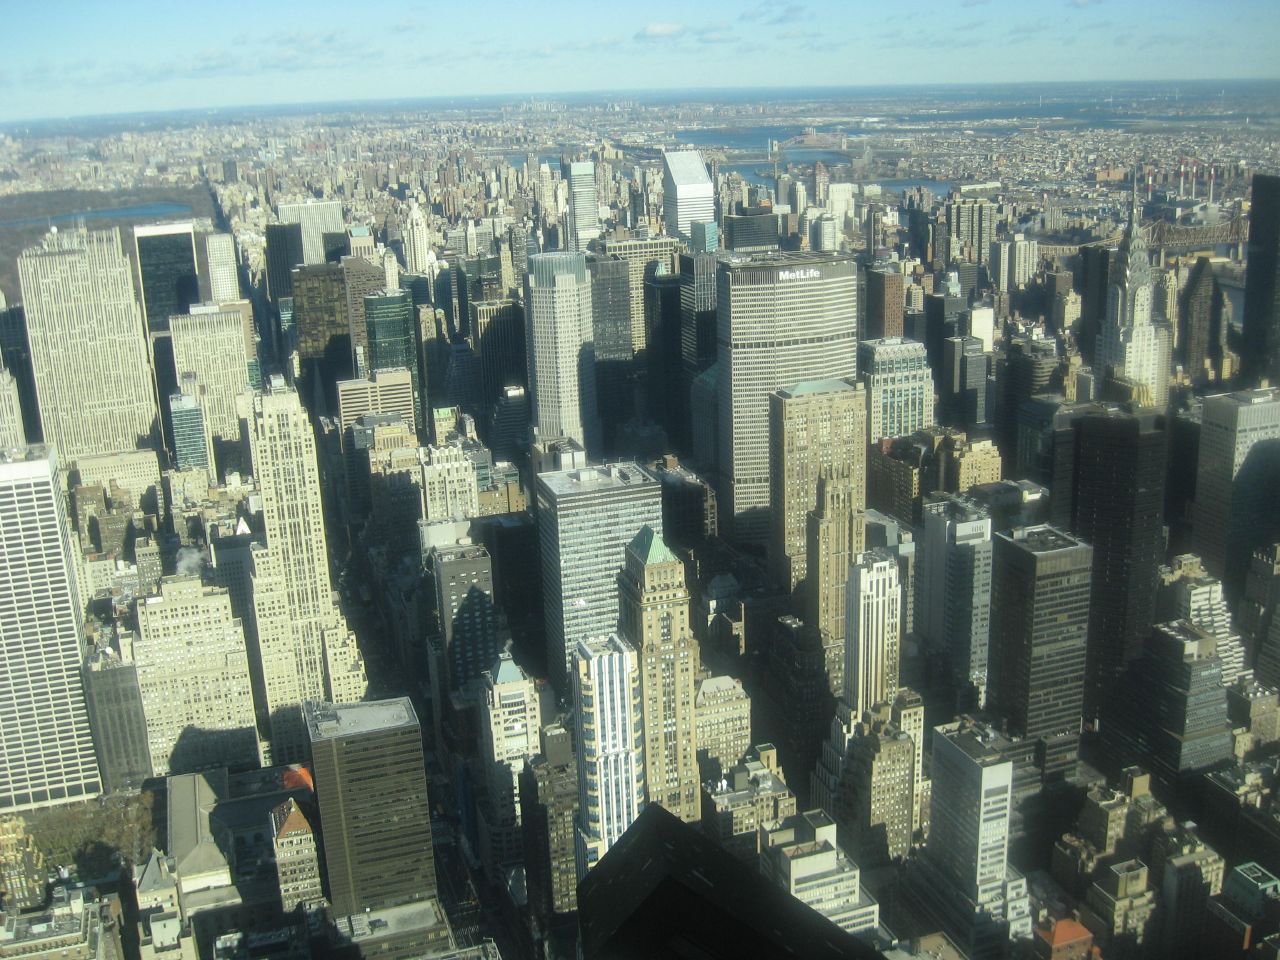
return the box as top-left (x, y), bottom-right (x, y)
top-left (2, 0), bottom-right (1278, 122)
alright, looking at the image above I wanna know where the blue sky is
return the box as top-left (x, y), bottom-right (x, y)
top-left (2, 0), bottom-right (1277, 121)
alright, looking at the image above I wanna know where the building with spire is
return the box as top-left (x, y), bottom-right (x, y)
top-left (1095, 193), bottom-right (1172, 408)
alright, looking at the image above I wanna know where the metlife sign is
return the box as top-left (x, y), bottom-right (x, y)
top-left (778, 268), bottom-right (821, 281)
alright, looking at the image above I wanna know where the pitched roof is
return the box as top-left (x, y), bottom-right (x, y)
top-left (628, 524), bottom-right (677, 566)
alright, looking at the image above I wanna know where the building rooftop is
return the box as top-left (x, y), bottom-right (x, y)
top-left (537, 461), bottom-right (658, 497)
top-left (628, 524), bottom-right (677, 566)
top-left (999, 524), bottom-right (1089, 555)
top-left (303, 697), bottom-right (419, 742)
top-left (776, 378), bottom-right (860, 399)
top-left (662, 149), bottom-right (713, 188)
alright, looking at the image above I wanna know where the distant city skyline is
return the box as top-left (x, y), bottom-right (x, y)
top-left (4, 0), bottom-right (1280, 122)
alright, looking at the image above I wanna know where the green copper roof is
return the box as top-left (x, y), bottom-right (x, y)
top-left (629, 524), bottom-right (677, 565)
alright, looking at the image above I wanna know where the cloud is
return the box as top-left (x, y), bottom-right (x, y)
top-left (1068, 0), bottom-right (1103, 7)
top-left (740, 2), bottom-right (808, 26)
top-left (635, 22), bottom-right (685, 40)
top-left (955, 20), bottom-right (984, 32)
top-left (961, 0), bottom-right (990, 6)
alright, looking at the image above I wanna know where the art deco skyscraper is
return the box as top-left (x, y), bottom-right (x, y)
top-left (768, 378), bottom-right (866, 592)
top-left (0, 366), bottom-right (24, 449)
top-left (403, 201), bottom-right (433, 276)
top-left (717, 252), bottom-right (858, 545)
top-left (618, 526), bottom-right (700, 824)
top-left (1242, 173), bottom-right (1280, 386)
top-left (1095, 200), bottom-right (1171, 407)
top-left (524, 252), bottom-right (600, 453)
top-left (806, 474), bottom-right (868, 698)
top-left (277, 199), bottom-right (344, 266)
top-left (18, 228), bottom-right (158, 459)
top-left (169, 306), bottom-right (252, 455)
top-left (859, 338), bottom-right (935, 443)
top-left (574, 634), bottom-right (645, 880)
top-left (305, 698), bottom-right (436, 914)
top-left (246, 378), bottom-right (366, 762)
top-left (201, 232), bottom-right (240, 303)
top-left (661, 150), bottom-right (715, 243)
top-left (845, 549), bottom-right (901, 719)
top-left (0, 445), bottom-right (101, 810)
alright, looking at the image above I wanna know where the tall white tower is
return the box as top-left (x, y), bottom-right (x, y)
top-left (404, 201), bottom-right (432, 275)
top-left (661, 150), bottom-right (716, 243)
top-left (574, 634), bottom-right (645, 880)
top-left (245, 378), bottom-right (366, 762)
top-left (0, 445), bottom-right (101, 810)
top-left (524, 251), bottom-right (600, 453)
top-left (18, 228), bottom-right (158, 460)
top-left (845, 548), bottom-right (902, 718)
top-left (566, 161), bottom-right (601, 252)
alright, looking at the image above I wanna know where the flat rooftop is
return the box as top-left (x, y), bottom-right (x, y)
top-left (304, 697), bottom-right (419, 741)
top-left (537, 461), bottom-right (658, 496)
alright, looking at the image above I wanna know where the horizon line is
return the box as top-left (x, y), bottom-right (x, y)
top-left (4, 77), bottom-right (1279, 128)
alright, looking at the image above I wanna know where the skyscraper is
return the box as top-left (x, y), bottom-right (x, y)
top-left (1177, 256), bottom-right (1231, 385)
top-left (133, 222), bottom-right (198, 334)
top-left (661, 150), bottom-right (715, 243)
top-left (566, 160), bottom-right (601, 252)
top-left (865, 268), bottom-right (904, 340)
top-left (769, 379), bottom-right (866, 592)
top-left (845, 549), bottom-right (901, 719)
top-left (18, 228), bottom-right (158, 459)
top-left (679, 250), bottom-right (718, 405)
top-left (403, 201), bottom-right (433, 275)
top-left (1194, 388), bottom-right (1280, 601)
top-left (920, 494), bottom-right (994, 708)
top-left (304, 698), bottom-right (437, 914)
top-left (1095, 201), bottom-right (1171, 408)
top-left (988, 526), bottom-right (1092, 760)
top-left (246, 379), bottom-right (366, 762)
top-left (428, 541), bottom-right (500, 694)
top-left (0, 366), bottom-right (25, 449)
top-left (168, 389), bottom-right (213, 476)
top-left (806, 475), bottom-right (869, 699)
top-left (201, 232), bottom-right (240, 303)
top-left (169, 307), bottom-right (252, 454)
top-left (535, 462), bottom-right (663, 689)
top-left (1242, 173), bottom-right (1280, 386)
top-left (859, 337), bottom-right (935, 443)
top-left (364, 289), bottom-right (422, 420)
top-left (524, 251), bottom-right (600, 453)
top-left (277, 199), bottom-right (344, 266)
top-left (477, 653), bottom-right (541, 882)
top-left (717, 252), bottom-right (859, 545)
top-left (618, 526), bottom-right (700, 824)
top-left (265, 222), bottom-right (305, 305)
top-left (573, 634), bottom-right (645, 880)
top-left (132, 577), bottom-right (259, 776)
top-left (0, 445), bottom-right (101, 810)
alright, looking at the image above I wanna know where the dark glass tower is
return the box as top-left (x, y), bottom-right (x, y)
top-left (988, 525), bottom-right (1092, 779)
top-left (645, 272), bottom-right (684, 450)
top-left (1066, 408), bottom-right (1167, 720)
top-left (304, 698), bottom-right (437, 914)
top-left (587, 255), bottom-right (635, 454)
top-left (1178, 256), bottom-right (1230, 385)
top-left (365, 289), bottom-right (422, 415)
top-left (134, 225), bottom-right (198, 335)
top-left (1243, 173), bottom-right (1280, 386)
top-left (265, 222), bottom-right (305, 304)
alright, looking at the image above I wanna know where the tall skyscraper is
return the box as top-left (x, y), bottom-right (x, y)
top-left (364, 289), bottom-right (422, 419)
top-left (169, 307), bottom-right (252, 454)
top-left (845, 549), bottom-right (901, 719)
top-left (598, 235), bottom-right (683, 354)
top-left (573, 635), bottom-right (645, 881)
top-left (535, 462), bottom-right (663, 688)
top-left (769, 379), bottom-right (866, 592)
top-left (18, 228), bottom-right (158, 460)
top-left (133, 222), bottom-right (198, 334)
top-left (859, 337), bottom-right (935, 443)
top-left (1177, 257), bottom-right (1231, 385)
top-left (403, 201), bottom-right (432, 275)
top-left (717, 253), bottom-right (858, 545)
top-left (566, 160), bottom-right (601, 252)
top-left (1095, 200), bottom-right (1171, 408)
top-left (618, 526), bottom-right (700, 824)
top-left (988, 526), bottom-right (1091, 760)
top-left (1242, 173), bottom-right (1280, 386)
top-left (265, 222), bottom-right (305, 304)
top-left (201, 232), bottom-right (240, 303)
top-left (428, 541), bottom-right (500, 693)
top-left (679, 250), bottom-right (718, 405)
top-left (865, 268), bottom-right (904, 340)
top-left (521, 723), bottom-right (580, 921)
top-left (0, 366), bottom-right (25, 449)
top-left (477, 653), bottom-right (541, 882)
top-left (1194, 388), bottom-right (1280, 601)
top-left (524, 251), bottom-right (600, 453)
top-left (132, 576), bottom-right (259, 776)
top-left (806, 474), bottom-right (869, 699)
top-left (920, 494), bottom-right (994, 708)
top-left (0, 446), bottom-right (101, 810)
top-left (168, 388), bottom-right (213, 476)
top-left (278, 199), bottom-right (344, 266)
top-left (246, 379), bottom-right (366, 761)
top-left (661, 150), bottom-right (715, 243)
top-left (304, 698), bottom-right (436, 914)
